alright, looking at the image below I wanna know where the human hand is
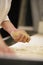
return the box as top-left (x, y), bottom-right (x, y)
top-left (11, 29), bottom-right (30, 43)
top-left (0, 43), bottom-right (15, 56)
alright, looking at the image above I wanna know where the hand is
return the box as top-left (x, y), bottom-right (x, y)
top-left (0, 35), bottom-right (15, 56)
top-left (11, 29), bottom-right (30, 42)
top-left (0, 43), bottom-right (15, 56)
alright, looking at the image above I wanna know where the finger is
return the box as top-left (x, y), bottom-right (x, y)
top-left (6, 48), bottom-right (14, 53)
top-left (8, 48), bottom-right (15, 56)
top-left (14, 34), bottom-right (22, 42)
top-left (4, 48), bottom-right (15, 56)
top-left (17, 35), bottom-right (25, 42)
top-left (8, 48), bottom-right (15, 53)
top-left (22, 36), bottom-right (28, 42)
top-left (26, 37), bottom-right (30, 42)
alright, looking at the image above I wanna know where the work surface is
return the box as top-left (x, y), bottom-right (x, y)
top-left (0, 34), bottom-right (43, 62)
top-left (9, 34), bottom-right (43, 61)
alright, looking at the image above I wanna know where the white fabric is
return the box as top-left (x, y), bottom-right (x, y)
top-left (4, 16), bottom-right (9, 21)
top-left (0, 0), bottom-right (12, 25)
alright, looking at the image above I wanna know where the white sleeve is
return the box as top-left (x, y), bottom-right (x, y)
top-left (0, 15), bottom-right (10, 25)
top-left (0, 15), bottom-right (9, 28)
top-left (4, 15), bottom-right (9, 21)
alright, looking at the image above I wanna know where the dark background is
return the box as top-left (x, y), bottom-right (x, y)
top-left (25, 0), bottom-right (33, 26)
top-left (8, 0), bottom-right (21, 28)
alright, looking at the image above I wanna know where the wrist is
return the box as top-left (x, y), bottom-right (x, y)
top-left (10, 29), bottom-right (17, 37)
top-left (1, 20), bottom-right (17, 34)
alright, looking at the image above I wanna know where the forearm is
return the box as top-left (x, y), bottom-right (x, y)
top-left (1, 20), bottom-right (17, 34)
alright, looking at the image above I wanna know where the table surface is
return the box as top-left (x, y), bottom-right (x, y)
top-left (0, 34), bottom-right (43, 61)
top-left (9, 34), bottom-right (43, 61)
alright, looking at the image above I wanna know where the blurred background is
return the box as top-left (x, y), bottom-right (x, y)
top-left (1, 0), bottom-right (43, 38)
